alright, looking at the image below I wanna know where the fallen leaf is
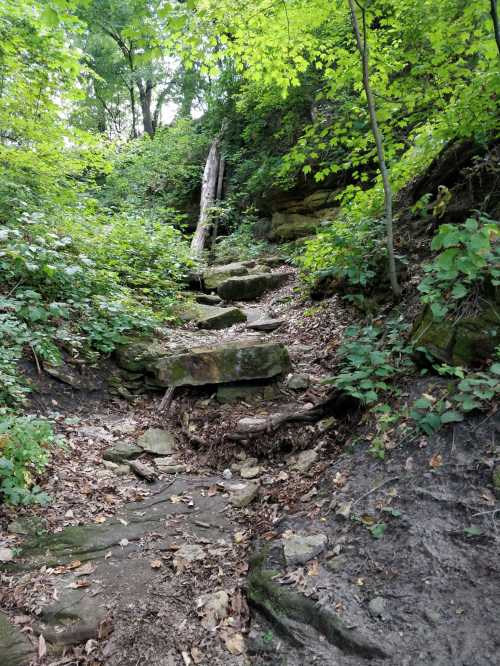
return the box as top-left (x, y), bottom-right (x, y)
top-left (67, 580), bottom-right (90, 589)
top-left (360, 514), bottom-right (376, 526)
top-left (191, 647), bottom-right (203, 664)
top-left (307, 560), bottom-right (320, 576)
top-left (119, 538), bottom-right (129, 547)
top-left (169, 495), bottom-right (183, 504)
top-left (94, 516), bottom-right (106, 524)
top-left (68, 560), bottom-right (82, 570)
top-left (429, 454), bottom-right (443, 469)
top-left (65, 509), bottom-right (74, 519)
top-left (38, 634), bottom-right (47, 659)
top-left (75, 562), bottom-right (95, 576)
top-left (223, 631), bottom-right (245, 655)
top-left (207, 485), bottom-right (217, 497)
top-left (150, 559), bottom-right (162, 569)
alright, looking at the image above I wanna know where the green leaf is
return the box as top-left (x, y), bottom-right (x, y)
top-left (464, 526), bottom-right (482, 537)
top-left (369, 523), bottom-right (387, 539)
top-left (440, 410), bottom-right (464, 424)
top-left (451, 283), bottom-right (468, 300)
top-left (41, 6), bottom-right (60, 27)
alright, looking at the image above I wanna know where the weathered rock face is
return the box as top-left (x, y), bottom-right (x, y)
top-left (217, 272), bottom-right (292, 301)
top-left (271, 212), bottom-right (319, 241)
top-left (178, 302), bottom-right (247, 329)
top-left (411, 302), bottom-right (500, 367)
top-left (0, 612), bottom-right (33, 666)
top-left (153, 340), bottom-right (290, 387)
top-left (115, 338), bottom-right (166, 373)
top-left (268, 189), bottom-right (340, 240)
top-left (203, 262), bottom-right (251, 290)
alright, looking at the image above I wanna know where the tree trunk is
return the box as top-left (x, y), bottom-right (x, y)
top-left (129, 85), bottom-right (138, 138)
top-left (491, 0), bottom-right (500, 56)
top-left (348, 0), bottom-right (401, 298)
top-left (138, 79), bottom-right (155, 137)
top-left (190, 135), bottom-right (221, 260)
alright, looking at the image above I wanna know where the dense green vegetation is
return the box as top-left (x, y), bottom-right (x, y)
top-left (0, 0), bottom-right (499, 502)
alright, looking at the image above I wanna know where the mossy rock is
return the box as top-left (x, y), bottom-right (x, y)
top-left (217, 273), bottom-right (292, 301)
top-left (411, 302), bottom-right (500, 367)
top-left (115, 337), bottom-right (166, 372)
top-left (153, 340), bottom-right (290, 387)
top-left (177, 303), bottom-right (247, 329)
top-left (203, 262), bottom-right (250, 290)
top-left (270, 212), bottom-right (320, 241)
top-left (0, 612), bottom-right (33, 666)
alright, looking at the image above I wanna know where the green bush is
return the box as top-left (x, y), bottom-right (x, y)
top-left (418, 215), bottom-right (500, 320)
top-left (0, 415), bottom-right (58, 505)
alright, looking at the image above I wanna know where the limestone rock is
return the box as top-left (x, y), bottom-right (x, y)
top-left (411, 301), bottom-right (500, 367)
top-left (138, 428), bottom-right (176, 456)
top-left (153, 340), bottom-right (289, 388)
top-left (261, 255), bottom-right (283, 268)
top-left (43, 362), bottom-right (100, 391)
top-left (248, 264), bottom-right (271, 274)
top-left (204, 262), bottom-right (249, 290)
top-left (196, 293), bottom-right (222, 306)
top-left (198, 590), bottom-right (230, 629)
top-left (285, 373), bottom-right (310, 390)
top-left (156, 460), bottom-right (187, 474)
top-left (103, 442), bottom-right (142, 463)
top-left (240, 465), bottom-right (262, 479)
top-left (115, 337), bottom-right (165, 372)
top-left (229, 482), bottom-right (260, 508)
top-left (217, 273), bottom-right (292, 301)
top-left (178, 303), bottom-right (247, 330)
top-left (283, 533), bottom-right (327, 566)
top-left (368, 597), bottom-right (387, 618)
top-left (247, 317), bottom-right (284, 332)
top-left (129, 460), bottom-right (157, 482)
top-left (0, 612), bottom-right (34, 666)
top-left (289, 449), bottom-right (319, 474)
top-left (271, 212), bottom-right (319, 241)
top-left (216, 382), bottom-right (277, 404)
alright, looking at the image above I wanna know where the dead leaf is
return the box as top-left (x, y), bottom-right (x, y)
top-left (222, 631), bottom-right (245, 655)
top-left (191, 647), bottom-right (203, 664)
top-left (169, 495), bottom-right (183, 503)
top-left (360, 514), bottom-right (376, 526)
top-left (68, 560), bottom-right (82, 570)
top-left (307, 560), bottom-right (320, 576)
top-left (67, 580), bottom-right (90, 589)
top-left (150, 559), bottom-right (162, 569)
top-left (207, 485), bottom-right (217, 497)
top-left (94, 516), bottom-right (106, 524)
top-left (429, 454), bottom-right (443, 469)
top-left (76, 562), bottom-right (95, 576)
top-left (98, 617), bottom-right (113, 640)
top-left (38, 634), bottom-right (47, 659)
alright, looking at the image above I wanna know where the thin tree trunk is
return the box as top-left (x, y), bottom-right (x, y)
top-left (190, 135), bottom-right (221, 259)
top-left (129, 85), bottom-right (138, 138)
top-left (138, 79), bottom-right (155, 137)
top-left (348, 0), bottom-right (401, 297)
top-left (491, 0), bottom-right (500, 56)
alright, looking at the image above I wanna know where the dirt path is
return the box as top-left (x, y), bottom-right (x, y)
top-left (1, 267), bottom-right (500, 666)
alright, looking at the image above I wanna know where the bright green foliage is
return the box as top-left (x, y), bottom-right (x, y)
top-left (214, 208), bottom-right (272, 263)
top-left (0, 416), bottom-right (59, 505)
top-left (411, 362), bottom-right (500, 434)
top-left (324, 319), bottom-right (413, 404)
top-left (298, 216), bottom-right (384, 289)
top-left (99, 121), bottom-right (210, 218)
top-left (418, 216), bottom-right (500, 319)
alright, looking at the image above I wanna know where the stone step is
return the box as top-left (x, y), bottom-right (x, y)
top-left (217, 272), bottom-right (292, 301)
top-left (178, 302), bottom-right (247, 330)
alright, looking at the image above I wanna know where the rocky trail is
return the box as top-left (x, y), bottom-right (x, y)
top-left (1, 259), bottom-right (500, 666)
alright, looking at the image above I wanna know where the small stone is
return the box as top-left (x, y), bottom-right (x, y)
top-left (103, 442), bottom-right (142, 463)
top-left (155, 460), bottom-right (187, 474)
top-left (236, 417), bottom-right (268, 433)
top-left (285, 373), bottom-right (310, 390)
top-left (325, 554), bottom-right (347, 573)
top-left (176, 543), bottom-right (205, 563)
top-left (336, 501), bottom-right (353, 519)
top-left (101, 461), bottom-right (129, 476)
top-left (230, 482), bottom-right (260, 508)
top-left (223, 468), bottom-right (233, 480)
top-left (196, 293), bottom-right (222, 306)
top-left (289, 448), bottom-right (318, 474)
top-left (138, 428), bottom-right (177, 456)
top-left (240, 465), bottom-right (262, 479)
top-left (283, 533), bottom-right (328, 566)
top-left (129, 460), bottom-right (157, 482)
top-left (0, 548), bottom-right (14, 562)
top-left (198, 590), bottom-right (230, 628)
top-left (368, 597), bottom-right (386, 618)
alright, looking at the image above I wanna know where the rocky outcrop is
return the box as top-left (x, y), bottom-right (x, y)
top-left (0, 612), bottom-right (33, 666)
top-left (217, 272), bottom-right (292, 301)
top-left (268, 189), bottom-right (340, 241)
top-left (411, 301), bottom-right (500, 367)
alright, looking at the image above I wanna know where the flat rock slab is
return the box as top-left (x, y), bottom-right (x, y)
top-left (138, 428), bottom-right (176, 456)
top-left (283, 533), bottom-right (328, 566)
top-left (179, 303), bottom-right (247, 330)
top-left (153, 340), bottom-right (290, 388)
top-left (247, 317), bottom-right (285, 332)
top-left (0, 612), bottom-right (33, 666)
top-left (195, 293), bottom-right (222, 305)
top-left (103, 442), bottom-right (142, 463)
top-left (217, 272), bottom-right (292, 301)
